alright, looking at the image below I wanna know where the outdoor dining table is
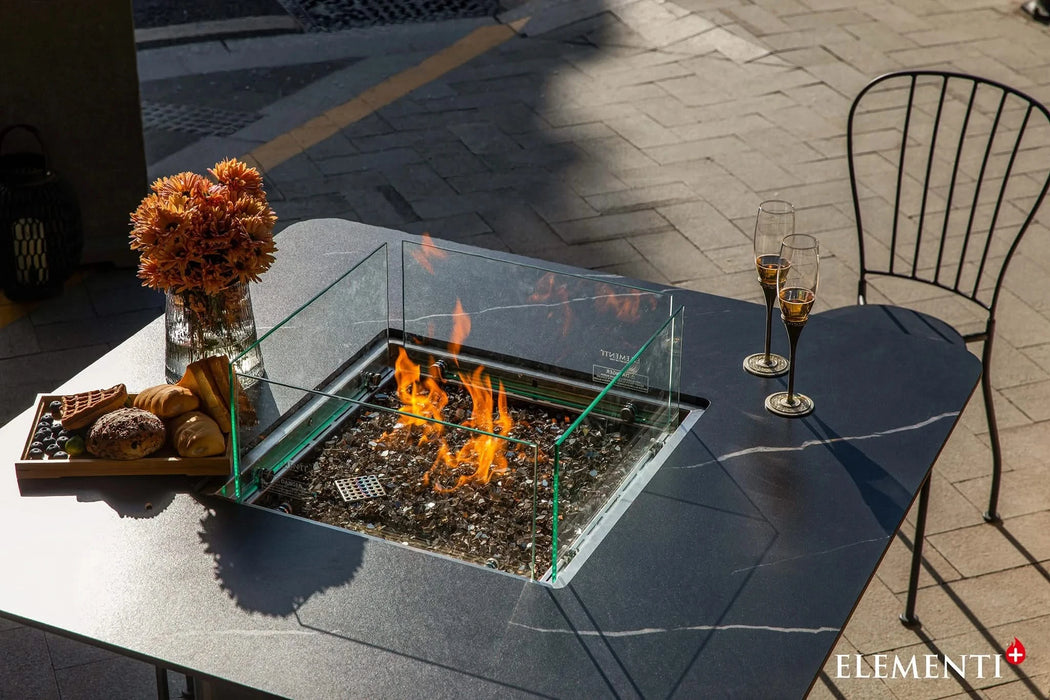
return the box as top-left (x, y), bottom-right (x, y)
top-left (0, 219), bottom-right (981, 698)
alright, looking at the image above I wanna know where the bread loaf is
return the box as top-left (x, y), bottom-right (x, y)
top-left (177, 355), bottom-right (241, 433)
top-left (86, 407), bottom-right (166, 460)
top-left (168, 411), bottom-right (225, 458)
top-left (133, 384), bottom-right (199, 418)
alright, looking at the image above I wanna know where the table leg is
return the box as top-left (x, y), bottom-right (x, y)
top-left (899, 475), bottom-right (931, 628)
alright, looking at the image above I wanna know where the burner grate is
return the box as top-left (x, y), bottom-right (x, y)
top-left (335, 474), bottom-right (386, 502)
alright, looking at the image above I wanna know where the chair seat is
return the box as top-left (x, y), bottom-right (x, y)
top-left (818, 305), bottom-right (966, 347)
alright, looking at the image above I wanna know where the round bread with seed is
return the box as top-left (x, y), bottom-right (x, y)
top-left (86, 407), bottom-right (166, 460)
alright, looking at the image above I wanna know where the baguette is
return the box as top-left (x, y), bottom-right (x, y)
top-left (178, 357), bottom-right (231, 433)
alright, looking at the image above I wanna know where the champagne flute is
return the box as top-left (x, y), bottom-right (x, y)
top-left (743, 200), bottom-right (793, 377)
top-left (765, 234), bottom-right (819, 418)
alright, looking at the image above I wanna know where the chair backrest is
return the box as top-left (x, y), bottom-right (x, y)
top-left (847, 70), bottom-right (1050, 320)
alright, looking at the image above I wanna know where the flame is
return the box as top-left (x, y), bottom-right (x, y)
top-left (448, 299), bottom-right (472, 363)
top-left (428, 365), bottom-right (512, 492)
top-left (1005, 637), bottom-right (1026, 665)
top-left (391, 347), bottom-right (447, 445)
top-left (529, 272), bottom-right (573, 336)
top-left (594, 283), bottom-right (657, 322)
top-left (388, 299), bottom-right (517, 492)
top-left (411, 232), bottom-right (448, 274)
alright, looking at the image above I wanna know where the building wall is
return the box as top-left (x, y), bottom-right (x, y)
top-left (0, 0), bottom-right (146, 266)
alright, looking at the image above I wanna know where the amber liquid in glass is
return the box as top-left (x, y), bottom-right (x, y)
top-left (779, 287), bottom-right (815, 323)
top-left (756, 254), bottom-right (788, 289)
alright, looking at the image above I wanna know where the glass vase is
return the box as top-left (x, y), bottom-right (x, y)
top-left (164, 281), bottom-right (263, 384)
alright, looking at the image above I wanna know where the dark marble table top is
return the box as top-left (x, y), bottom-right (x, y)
top-left (0, 220), bottom-right (981, 699)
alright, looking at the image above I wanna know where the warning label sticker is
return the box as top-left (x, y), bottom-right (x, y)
top-left (593, 364), bottom-right (649, 392)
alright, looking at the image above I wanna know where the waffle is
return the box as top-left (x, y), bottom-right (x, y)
top-left (60, 384), bottom-right (128, 430)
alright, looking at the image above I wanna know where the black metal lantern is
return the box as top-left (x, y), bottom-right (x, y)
top-left (0, 124), bottom-right (82, 301)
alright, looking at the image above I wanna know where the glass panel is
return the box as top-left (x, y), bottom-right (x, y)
top-left (402, 239), bottom-right (675, 395)
top-left (226, 244), bottom-right (388, 501)
top-left (219, 238), bottom-right (685, 582)
top-left (551, 307), bottom-right (683, 581)
top-left (234, 382), bottom-right (543, 578)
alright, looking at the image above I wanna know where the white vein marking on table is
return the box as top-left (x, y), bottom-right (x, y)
top-left (403, 291), bottom-right (659, 325)
top-left (165, 629), bottom-right (319, 638)
top-left (509, 622), bottom-right (839, 637)
top-left (731, 534), bottom-right (890, 575)
top-left (678, 411), bottom-right (960, 469)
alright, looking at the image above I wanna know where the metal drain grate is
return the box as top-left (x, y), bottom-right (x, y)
top-left (335, 474), bottom-right (386, 502)
top-left (141, 101), bottom-right (261, 137)
top-left (281, 0), bottom-right (500, 31)
top-left (265, 479), bottom-right (317, 501)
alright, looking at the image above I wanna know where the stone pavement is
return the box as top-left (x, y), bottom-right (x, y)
top-left (3, 0), bottom-right (1050, 696)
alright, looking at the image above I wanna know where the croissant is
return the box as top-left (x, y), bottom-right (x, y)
top-left (168, 411), bottom-right (225, 458)
top-left (133, 384), bottom-right (200, 419)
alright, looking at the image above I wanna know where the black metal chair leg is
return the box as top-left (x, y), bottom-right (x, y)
top-left (156, 666), bottom-right (170, 700)
top-left (900, 475), bottom-right (931, 628)
top-left (981, 332), bottom-right (1002, 523)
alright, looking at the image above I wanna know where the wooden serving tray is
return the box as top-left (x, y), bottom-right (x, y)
top-left (15, 394), bottom-right (232, 479)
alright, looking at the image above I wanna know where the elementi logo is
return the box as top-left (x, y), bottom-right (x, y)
top-left (834, 637), bottom-right (1026, 680)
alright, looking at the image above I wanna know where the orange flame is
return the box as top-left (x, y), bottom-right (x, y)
top-left (411, 232), bottom-right (449, 274)
top-left (428, 366), bottom-right (512, 492)
top-left (387, 299), bottom-right (517, 492)
top-left (390, 347), bottom-right (447, 445)
top-left (529, 272), bottom-right (573, 336)
top-left (448, 299), bottom-right (472, 363)
top-left (594, 283), bottom-right (657, 322)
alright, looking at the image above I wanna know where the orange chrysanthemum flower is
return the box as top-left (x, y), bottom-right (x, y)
top-left (129, 158), bottom-right (278, 293)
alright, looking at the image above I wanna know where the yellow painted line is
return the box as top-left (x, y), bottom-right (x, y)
top-left (244, 17), bottom-right (529, 172)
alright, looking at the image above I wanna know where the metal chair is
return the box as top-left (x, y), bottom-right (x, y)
top-left (843, 70), bottom-right (1050, 626)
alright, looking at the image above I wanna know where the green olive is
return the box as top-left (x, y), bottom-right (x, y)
top-left (64, 435), bottom-right (86, 457)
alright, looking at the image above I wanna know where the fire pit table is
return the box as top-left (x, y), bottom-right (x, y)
top-left (0, 219), bottom-right (981, 698)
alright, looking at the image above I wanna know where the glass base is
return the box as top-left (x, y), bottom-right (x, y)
top-left (743, 353), bottom-right (789, 377)
top-left (765, 391), bottom-right (814, 417)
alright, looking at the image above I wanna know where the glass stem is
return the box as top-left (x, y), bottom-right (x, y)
top-left (784, 319), bottom-right (805, 402)
top-left (761, 284), bottom-right (776, 363)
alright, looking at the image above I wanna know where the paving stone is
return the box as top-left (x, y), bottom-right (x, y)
top-left (584, 182), bottom-right (696, 213)
top-left (917, 566), bottom-right (1050, 641)
top-left (526, 189), bottom-right (600, 225)
top-left (605, 113), bottom-right (682, 149)
top-left (54, 654), bottom-right (161, 700)
top-left (552, 210), bottom-right (671, 244)
top-left (315, 147), bottom-right (424, 175)
top-left (955, 458), bottom-right (1050, 521)
top-left (577, 134), bottom-right (662, 171)
top-left (530, 239), bottom-right (641, 270)
top-left (479, 203), bottom-right (564, 253)
top-left (928, 510), bottom-right (1050, 578)
top-left (598, 258), bottom-right (671, 285)
top-left (657, 200), bottom-right (751, 251)
top-left (403, 212), bottom-right (492, 241)
top-left (813, 635), bottom-right (893, 699)
top-left (902, 472), bottom-right (986, 537)
top-left (842, 576), bottom-right (928, 654)
top-left (628, 230), bottom-right (723, 283)
top-left (934, 427), bottom-right (996, 485)
top-left (711, 149), bottom-right (799, 192)
top-left (678, 270), bottom-right (764, 303)
top-left (559, 163), bottom-right (628, 198)
top-left (876, 530), bottom-right (963, 595)
top-left (673, 114), bottom-right (776, 143)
